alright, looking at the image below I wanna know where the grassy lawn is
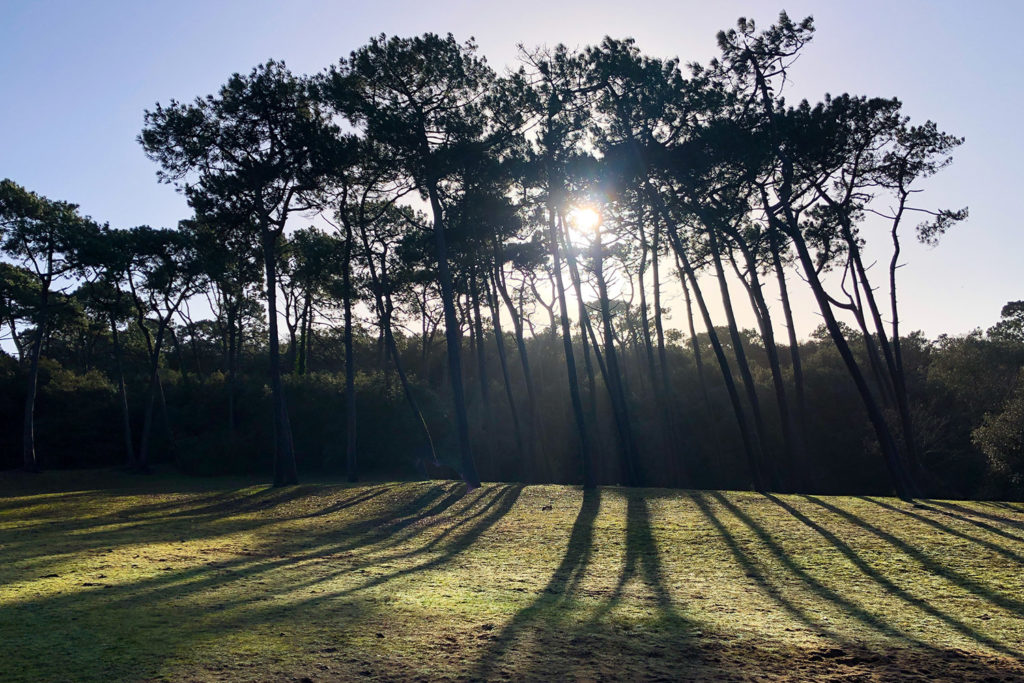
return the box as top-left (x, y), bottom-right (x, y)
top-left (0, 470), bottom-right (1022, 681)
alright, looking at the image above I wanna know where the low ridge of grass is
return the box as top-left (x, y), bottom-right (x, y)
top-left (0, 469), bottom-right (1022, 681)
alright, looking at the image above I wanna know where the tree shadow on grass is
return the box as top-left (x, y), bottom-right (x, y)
top-left (284, 483), bottom-right (523, 600)
top-left (475, 489), bottom-right (694, 680)
top-left (0, 482), bottom-right (521, 681)
top-left (58, 483), bottom-right (489, 614)
top-left (472, 488), bottom-right (600, 679)
top-left (689, 490), bottom-right (890, 646)
top-left (803, 496), bottom-right (1024, 619)
top-left (765, 494), bottom-right (1019, 658)
top-left (0, 481), bottom-right (466, 580)
top-left (979, 500), bottom-right (1024, 513)
top-left (298, 485), bottom-right (391, 518)
top-left (924, 500), bottom-right (1024, 539)
top-left (0, 490), bottom-right (97, 514)
top-left (858, 496), bottom-right (1024, 564)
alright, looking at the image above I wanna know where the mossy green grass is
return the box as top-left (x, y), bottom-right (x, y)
top-left (0, 470), bottom-right (1021, 681)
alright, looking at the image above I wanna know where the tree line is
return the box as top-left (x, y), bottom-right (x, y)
top-left (2, 13), bottom-right (1022, 499)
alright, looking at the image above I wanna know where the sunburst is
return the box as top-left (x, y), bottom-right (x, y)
top-left (565, 207), bottom-right (601, 244)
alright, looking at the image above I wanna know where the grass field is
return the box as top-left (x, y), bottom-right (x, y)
top-left (0, 470), bottom-right (1022, 681)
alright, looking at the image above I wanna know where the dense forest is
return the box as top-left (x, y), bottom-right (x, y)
top-left (1, 13), bottom-right (1022, 500)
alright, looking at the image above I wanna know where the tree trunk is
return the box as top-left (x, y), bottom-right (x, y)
top-left (470, 268), bottom-right (491, 408)
top-left (263, 227), bottom-right (298, 487)
top-left (707, 227), bottom-right (774, 489)
top-left (110, 316), bottom-right (135, 468)
top-left (547, 202), bottom-right (595, 489)
top-left (169, 326), bottom-right (189, 389)
top-left (659, 208), bottom-right (765, 491)
top-left (426, 184), bottom-right (480, 489)
top-left (530, 273), bottom-right (557, 341)
top-left (226, 302), bottom-right (238, 434)
top-left (637, 234), bottom-right (659, 395)
top-left (343, 220), bottom-right (357, 483)
top-left (494, 257), bottom-right (540, 462)
top-left (21, 285), bottom-right (48, 472)
top-left (729, 243), bottom-right (801, 491)
top-left (486, 268), bottom-right (526, 466)
top-left (887, 204), bottom-right (922, 484)
top-left (298, 292), bottom-right (311, 375)
top-left (592, 223), bottom-right (640, 487)
top-left (769, 231), bottom-right (809, 464)
top-left (138, 335), bottom-right (163, 471)
top-left (355, 215), bottom-right (439, 468)
top-left (680, 269), bottom-right (720, 456)
top-left (559, 216), bottom-right (599, 422)
top-left (650, 227), bottom-right (671, 393)
top-left (843, 227), bottom-right (919, 478)
top-left (783, 220), bottom-right (915, 500)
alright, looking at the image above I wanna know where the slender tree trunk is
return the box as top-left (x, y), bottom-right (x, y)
top-left (298, 292), bottom-right (311, 375)
top-left (138, 321), bottom-right (168, 473)
top-left (637, 234), bottom-right (659, 394)
top-left (263, 227), bottom-right (298, 487)
top-left (530, 273), bottom-right (557, 341)
top-left (887, 203), bottom-right (922, 483)
top-left (110, 316), bottom-right (135, 468)
top-left (783, 221), bottom-right (915, 499)
top-left (355, 216), bottom-right (439, 467)
top-left (462, 289), bottom-right (477, 391)
top-left (426, 184), bottom-right (480, 489)
top-left (21, 284), bottom-right (48, 472)
top-left (486, 268), bottom-right (526, 466)
top-left (638, 225), bottom-right (686, 482)
top-left (658, 207), bottom-right (765, 490)
top-left (843, 226), bottom-right (919, 480)
top-left (286, 303), bottom-right (299, 375)
top-left (188, 323), bottom-right (204, 381)
top-left (470, 269), bottom-right (491, 408)
top-left (420, 295), bottom-right (430, 368)
top-left (650, 227), bottom-right (673, 401)
top-left (547, 201), bottom-right (595, 489)
top-left (559, 217), bottom-right (599, 422)
top-left (592, 224), bottom-right (640, 487)
top-left (581, 285), bottom-right (610, 395)
top-left (769, 230), bottom-right (809, 458)
top-left (707, 227), bottom-right (775, 488)
top-left (843, 262), bottom-right (897, 411)
top-left (169, 326), bottom-right (189, 389)
top-left (494, 258), bottom-right (540, 460)
top-left (343, 220), bottom-right (357, 483)
top-left (729, 243), bottom-right (801, 491)
top-left (226, 302), bottom-right (237, 434)
top-left (680, 269), bottom-right (720, 456)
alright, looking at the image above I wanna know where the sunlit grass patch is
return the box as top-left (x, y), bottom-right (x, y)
top-left (0, 470), bottom-right (1021, 681)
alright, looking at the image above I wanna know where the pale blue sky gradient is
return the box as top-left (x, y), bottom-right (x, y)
top-left (2, 1), bottom-right (1022, 337)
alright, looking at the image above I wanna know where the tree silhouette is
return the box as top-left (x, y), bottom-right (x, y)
top-left (0, 179), bottom-right (99, 470)
top-left (140, 61), bottom-right (349, 486)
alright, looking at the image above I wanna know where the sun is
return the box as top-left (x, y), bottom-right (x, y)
top-left (566, 207), bottom-right (601, 242)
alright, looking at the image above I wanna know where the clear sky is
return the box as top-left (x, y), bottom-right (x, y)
top-left (2, 0), bottom-right (1022, 338)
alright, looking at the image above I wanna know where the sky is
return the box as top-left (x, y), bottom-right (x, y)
top-left (2, 0), bottom-right (1022, 339)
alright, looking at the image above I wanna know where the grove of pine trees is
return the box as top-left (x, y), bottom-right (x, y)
top-left (2, 14), bottom-right (1022, 500)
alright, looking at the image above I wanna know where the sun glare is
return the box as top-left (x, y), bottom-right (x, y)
top-left (566, 207), bottom-right (601, 240)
